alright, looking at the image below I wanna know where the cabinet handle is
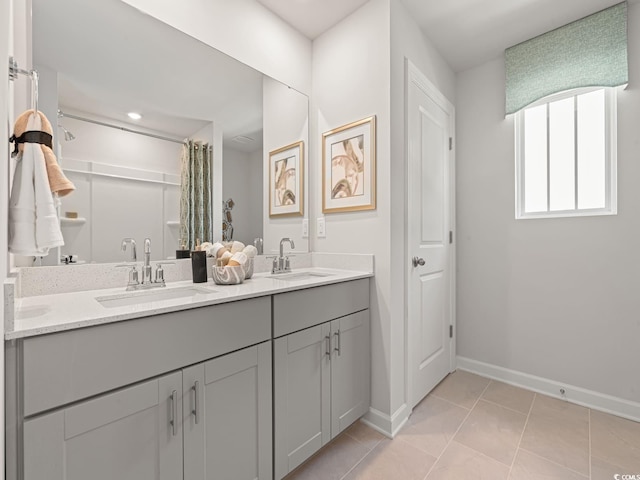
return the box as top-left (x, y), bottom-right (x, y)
top-left (334, 330), bottom-right (341, 356)
top-left (192, 381), bottom-right (200, 425)
top-left (325, 335), bottom-right (331, 356)
top-left (169, 390), bottom-right (178, 436)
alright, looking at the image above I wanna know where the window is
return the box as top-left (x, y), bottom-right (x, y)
top-left (515, 87), bottom-right (617, 219)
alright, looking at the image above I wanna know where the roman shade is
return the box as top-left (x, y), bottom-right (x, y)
top-left (505, 2), bottom-right (628, 114)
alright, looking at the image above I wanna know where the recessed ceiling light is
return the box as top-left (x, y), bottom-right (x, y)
top-left (127, 112), bottom-right (142, 120)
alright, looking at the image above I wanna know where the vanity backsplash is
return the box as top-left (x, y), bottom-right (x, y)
top-left (13, 254), bottom-right (314, 298)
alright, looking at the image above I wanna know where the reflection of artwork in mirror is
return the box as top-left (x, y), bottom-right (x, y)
top-left (222, 198), bottom-right (235, 241)
top-left (322, 116), bottom-right (376, 213)
top-left (269, 141), bottom-right (304, 217)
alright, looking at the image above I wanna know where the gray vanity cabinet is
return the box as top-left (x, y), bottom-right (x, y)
top-left (329, 311), bottom-right (370, 436)
top-left (10, 297), bottom-right (273, 480)
top-left (23, 371), bottom-right (183, 480)
top-left (274, 323), bottom-right (331, 479)
top-left (21, 342), bottom-right (272, 480)
top-left (182, 341), bottom-right (272, 480)
top-left (273, 280), bottom-right (370, 480)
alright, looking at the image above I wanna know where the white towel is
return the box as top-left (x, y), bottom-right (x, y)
top-left (9, 113), bottom-right (64, 256)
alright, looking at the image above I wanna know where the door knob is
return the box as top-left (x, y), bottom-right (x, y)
top-left (412, 257), bottom-right (426, 267)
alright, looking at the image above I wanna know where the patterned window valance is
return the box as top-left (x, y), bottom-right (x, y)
top-left (505, 2), bottom-right (628, 114)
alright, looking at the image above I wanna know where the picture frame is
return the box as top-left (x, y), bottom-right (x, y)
top-left (269, 140), bottom-right (304, 217)
top-left (322, 115), bottom-right (376, 213)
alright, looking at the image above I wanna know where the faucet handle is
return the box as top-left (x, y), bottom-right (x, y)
top-left (265, 256), bottom-right (279, 273)
top-left (116, 263), bottom-right (139, 288)
top-left (154, 262), bottom-right (174, 285)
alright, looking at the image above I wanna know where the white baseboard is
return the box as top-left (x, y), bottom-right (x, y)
top-left (457, 356), bottom-right (640, 423)
top-left (361, 403), bottom-right (410, 438)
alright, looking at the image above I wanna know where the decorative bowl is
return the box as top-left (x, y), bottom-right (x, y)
top-left (244, 257), bottom-right (254, 279)
top-left (211, 265), bottom-right (245, 285)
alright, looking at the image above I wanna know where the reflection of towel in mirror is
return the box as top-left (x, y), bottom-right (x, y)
top-left (9, 113), bottom-right (64, 256)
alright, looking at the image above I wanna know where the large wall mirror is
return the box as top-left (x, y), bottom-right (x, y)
top-left (30, 0), bottom-right (309, 266)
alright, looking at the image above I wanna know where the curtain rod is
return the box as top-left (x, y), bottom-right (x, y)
top-left (58, 110), bottom-right (186, 145)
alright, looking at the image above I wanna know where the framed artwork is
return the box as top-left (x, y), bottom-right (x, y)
top-left (269, 140), bottom-right (304, 217)
top-left (322, 115), bottom-right (376, 213)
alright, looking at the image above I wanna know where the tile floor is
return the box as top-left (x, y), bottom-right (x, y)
top-left (285, 370), bottom-right (640, 480)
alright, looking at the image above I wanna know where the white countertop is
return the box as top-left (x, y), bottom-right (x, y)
top-left (8, 268), bottom-right (373, 340)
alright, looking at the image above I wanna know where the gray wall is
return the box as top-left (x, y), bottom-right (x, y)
top-left (455, 3), bottom-right (640, 403)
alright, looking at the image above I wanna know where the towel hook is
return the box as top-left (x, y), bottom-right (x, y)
top-left (8, 56), bottom-right (39, 113)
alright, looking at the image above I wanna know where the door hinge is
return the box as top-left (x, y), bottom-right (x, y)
top-left (449, 231), bottom-right (453, 244)
top-left (449, 137), bottom-right (453, 151)
top-left (449, 325), bottom-right (453, 338)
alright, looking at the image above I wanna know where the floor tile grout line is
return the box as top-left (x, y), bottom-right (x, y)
top-left (476, 396), bottom-right (531, 417)
top-left (510, 392), bottom-right (591, 478)
top-left (339, 435), bottom-right (385, 480)
top-left (428, 393), bottom-right (475, 410)
top-left (419, 379), bottom-right (493, 480)
top-left (343, 428), bottom-right (383, 451)
top-left (507, 392), bottom-right (536, 479)
top-left (517, 446), bottom-right (590, 478)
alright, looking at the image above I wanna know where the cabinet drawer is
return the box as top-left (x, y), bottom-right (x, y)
top-left (22, 296), bottom-right (270, 417)
top-left (273, 279), bottom-right (369, 338)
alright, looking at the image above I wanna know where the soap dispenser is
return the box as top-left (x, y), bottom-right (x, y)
top-left (191, 239), bottom-right (208, 283)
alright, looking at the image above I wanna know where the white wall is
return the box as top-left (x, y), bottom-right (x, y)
top-left (263, 76), bottom-right (309, 254)
top-left (311, 0), bottom-right (392, 427)
top-left (1, 1), bottom-right (12, 474)
top-left (120, 0), bottom-right (312, 95)
top-left (4, 0), bottom-right (31, 472)
top-left (223, 147), bottom-right (263, 245)
top-left (455, 3), bottom-right (640, 404)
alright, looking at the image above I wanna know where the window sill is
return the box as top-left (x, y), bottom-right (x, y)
top-left (516, 208), bottom-right (617, 220)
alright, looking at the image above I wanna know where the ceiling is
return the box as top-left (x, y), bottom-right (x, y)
top-left (256, 0), bottom-right (635, 72)
top-left (256, 0), bottom-right (370, 39)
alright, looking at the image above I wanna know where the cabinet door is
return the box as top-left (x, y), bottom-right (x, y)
top-left (23, 371), bottom-right (183, 480)
top-left (331, 310), bottom-right (370, 438)
top-left (183, 341), bottom-right (272, 480)
top-left (274, 323), bottom-right (331, 480)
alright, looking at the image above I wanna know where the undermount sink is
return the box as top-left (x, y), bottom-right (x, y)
top-left (268, 272), bottom-right (333, 282)
top-left (15, 305), bottom-right (51, 320)
top-left (96, 286), bottom-right (216, 308)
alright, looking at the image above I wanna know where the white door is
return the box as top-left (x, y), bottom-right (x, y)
top-left (407, 61), bottom-right (455, 409)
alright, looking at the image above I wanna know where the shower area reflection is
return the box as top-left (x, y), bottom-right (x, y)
top-left (55, 111), bottom-right (193, 264)
top-left (57, 124), bottom-right (75, 142)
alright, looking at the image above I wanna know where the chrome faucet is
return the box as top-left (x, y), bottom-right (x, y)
top-left (142, 238), bottom-right (152, 284)
top-left (120, 238), bottom-right (139, 288)
top-left (272, 237), bottom-right (295, 274)
top-left (118, 237), bottom-right (170, 291)
top-left (121, 237), bottom-right (137, 262)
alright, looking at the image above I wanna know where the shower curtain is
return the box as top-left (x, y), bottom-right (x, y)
top-left (180, 140), bottom-right (213, 250)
